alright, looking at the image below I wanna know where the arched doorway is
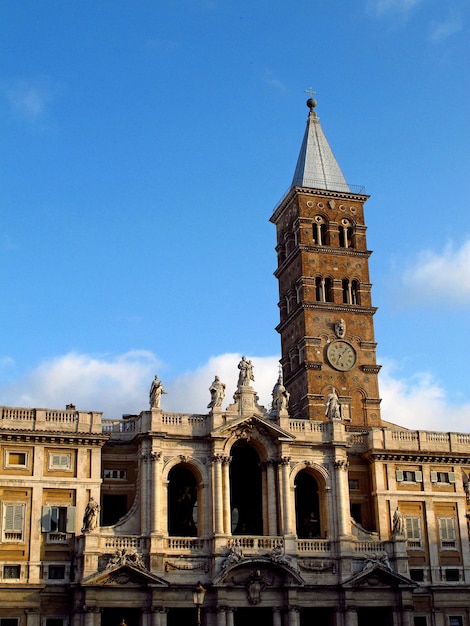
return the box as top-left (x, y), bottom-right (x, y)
top-left (230, 440), bottom-right (263, 535)
top-left (295, 471), bottom-right (321, 538)
top-left (168, 464), bottom-right (197, 536)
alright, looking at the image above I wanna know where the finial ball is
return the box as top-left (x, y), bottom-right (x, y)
top-left (306, 98), bottom-right (317, 110)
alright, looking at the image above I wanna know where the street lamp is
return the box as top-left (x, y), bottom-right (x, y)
top-left (192, 582), bottom-right (206, 626)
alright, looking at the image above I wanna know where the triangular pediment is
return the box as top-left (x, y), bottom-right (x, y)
top-left (212, 414), bottom-right (295, 442)
top-left (342, 563), bottom-right (416, 589)
top-left (81, 563), bottom-right (169, 587)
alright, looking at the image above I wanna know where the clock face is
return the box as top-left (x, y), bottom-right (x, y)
top-left (327, 340), bottom-right (357, 371)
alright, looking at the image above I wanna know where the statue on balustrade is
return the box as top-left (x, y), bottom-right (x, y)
top-left (324, 387), bottom-right (341, 420)
top-left (82, 497), bottom-right (100, 533)
top-left (149, 374), bottom-right (166, 409)
top-left (208, 376), bottom-right (226, 409)
top-left (237, 356), bottom-right (254, 388)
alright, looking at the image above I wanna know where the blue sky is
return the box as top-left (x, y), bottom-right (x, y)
top-left (1, 0), bottom-right (469, 431)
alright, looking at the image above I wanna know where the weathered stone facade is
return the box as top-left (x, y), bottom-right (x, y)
top-left (0, 102), bottom-right (469, 626)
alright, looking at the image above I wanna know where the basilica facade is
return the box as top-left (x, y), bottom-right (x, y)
top-left (1, 100), bottom-right (469, 626)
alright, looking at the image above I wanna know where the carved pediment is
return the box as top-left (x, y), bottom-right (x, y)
top-left (81, 564), bottom-right (169, 587)
top-left (214, 555), bottom-right (304, 586)
top-left (342, 563), bottom-right (415, 589)
top-left (212, 415), bottom-right (295, 443)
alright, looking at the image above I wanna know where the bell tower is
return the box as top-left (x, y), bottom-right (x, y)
top-left (270, 98), bottom-right (382, 427)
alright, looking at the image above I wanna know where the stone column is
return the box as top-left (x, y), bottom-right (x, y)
top-left (287, 606), bottom-right (300, 626)
top-left (272, 608), bottom-right (282, 626)
top-left (225, 607), bottom-right (234, 626)
top-left (151, 451), bottom-right (162, 534)
top-left (140, 441), bottom-right (151, 535)
top-left (334, 459), bottom-right (350, 538)
top-left (25, 609), bottom-right (40, 626)
top-left (28, 484), bottom-right (42, 583)
top-left (267, 460), bottom-right (278, 536)
top-left (151, 608), bottom-right (162, 626)
top-left (344, 606), bottom-right (358, 626)
top-left (216, 607), bottom-right (227, 626)
top-left (280, 457), bottom-right (292, 535)
top-left (222, 457), bottom-right (231, 535)
top-left (212, 455), bottom-right (224, 534)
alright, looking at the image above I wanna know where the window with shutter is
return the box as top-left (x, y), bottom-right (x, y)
top-left (438, 517), bottom-right (457, 549)
top-left (405, 516), bottom-right (422, 548)
top-left (2, 504), bottom-right (25, 542)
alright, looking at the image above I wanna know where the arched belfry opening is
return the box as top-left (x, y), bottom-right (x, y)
top-left (168, 464), bottom-right (197, 537)
top-left (230, 440), bottom-right (263, 535)
top-left (295, 470), bottom-right (321, 538)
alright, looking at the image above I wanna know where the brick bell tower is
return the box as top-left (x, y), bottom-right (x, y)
top-left (270, 98), bottom-right (382, 427)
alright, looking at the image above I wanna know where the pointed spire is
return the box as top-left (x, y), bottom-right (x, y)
top-left (292, 98), bottom-right (350, 193)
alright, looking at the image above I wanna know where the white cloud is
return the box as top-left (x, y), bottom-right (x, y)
top-left (3, 77), bottom-right (56, 121)
top-left (367, 0), bottom-right (424, 16)
top-left (0, 351), bottom-right (160, 418)
top-left (379, 359), bottom-right (470, 432)
top-left (429, 12), bottom-right (462, 42)
top-left (1, 351), bottom-right (468, 434)
top-left (400, 238), bottom-right (470, 306)
top-left (164, 353), bottom-right (281, 414)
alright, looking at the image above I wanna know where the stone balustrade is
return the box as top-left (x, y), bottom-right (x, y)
top-left (369, 427), bottom-right (470, 454)
top-left (0, 405), bottom-right (103, 434)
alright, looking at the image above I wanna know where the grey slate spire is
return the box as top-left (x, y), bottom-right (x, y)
top-left (292, 98), bottom-right (350, 193)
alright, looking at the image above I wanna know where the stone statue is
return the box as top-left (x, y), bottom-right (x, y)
top-left (82, 496), bottom-right (100, 533)
top-left (237, 356), bottom-right (254, 388)
top-left (150, 375), bottom-right (166, 409)
top-left (272, 373), bottom-right (290, 412)
top-left (208, 376), bottom-right (226, 409)
top-left (335, 318), bottom-right (346, 339)
top-left (392, 506), bottom-right (405, 536)
top-left (324, 387), bottom-right (341, 420)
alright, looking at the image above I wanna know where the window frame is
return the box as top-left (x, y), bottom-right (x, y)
top-left (438, 516), bottom-right (457, 550)
top-left (1, 502), bottom-right (26, 543)
top-left (47, 452), bottom-right (72, 472)
top-left (405, 515), bottom-right (423, 549)
top-left (41, 505), bottom-right (76, 540)
top-left (4, 449), bottom-right (29, 469)
top-left (2, 564), bottom-right (21, 580)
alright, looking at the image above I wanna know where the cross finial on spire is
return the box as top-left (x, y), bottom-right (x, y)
top-left (305, 87), bottom-right (316, 98)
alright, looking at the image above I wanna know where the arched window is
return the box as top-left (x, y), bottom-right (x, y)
top-left (168, 465), bottom-right (198, 537)
top-left (230, 441), bottom-right (263, 535)
top-left (315, 277), bottom-right (333, 302)
top-left (313, 216), bottom-right (328, 246)
top-left (339, 219), bottom-right (354, 248)
top-left (295, 471), bottom-right (321, 538)
top-left (342, 279), bottom-right (360, 305)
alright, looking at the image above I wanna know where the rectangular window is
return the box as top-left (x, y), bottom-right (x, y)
top-left (104, 469), bottom-right (127, 480)
top-left (47, 564), bottom-right (66, 580)
top-left (0, 620), bottom-right (19, 626)
top-left (396, 470), bottom-right (423, 483)
top-left (3, 565), bottom-right (20, 579)
top-left (445, 568), bottom-right (460, 582)
top-left (348, 479), bottom-right (359, 490)
top-left (48, 453), bottom-right (72, 471)
top-left (405, 516), bottom-right (422, 548)
top-left (2, 503), bottom-right (25, 542)
top-left (414, 618), bottom-right (427, 626)
top-left (409, 568), bottom-right (424, 582)
top-left (5, 451), bottom-right (28, 468)
top-left (431, 471), bottom-right (456, 484)
top-left (438, 517), bottom-right (457, 550)
top-left (45, 620), bottom-right (65, 626)
top-left (449, 618), bottom-right (463, 626)
top-left (41, 506), bottom-right (76, 537)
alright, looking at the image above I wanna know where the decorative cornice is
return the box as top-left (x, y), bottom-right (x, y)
top-left (366, 451), bottom-right (470, 464)
top-left (0, 431), bottom-right (108, 447)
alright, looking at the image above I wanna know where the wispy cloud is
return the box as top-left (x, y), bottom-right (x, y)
top-left (1, 351), bottom-right (468, 433)
top-left (379, 359), bottom-right (470, 432)
top-left (265, 70), bottom-right (288, 94)
top-left (367, 0), bottom-right (424, 16)
top-left (2, 77), bottom-right (57, 122)
top-left (400, 238), bottom-right (470, 307)
top-left (0, 351), bottom-right (160, 418)
top-left (429, 12), bottom-right (462, 42)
